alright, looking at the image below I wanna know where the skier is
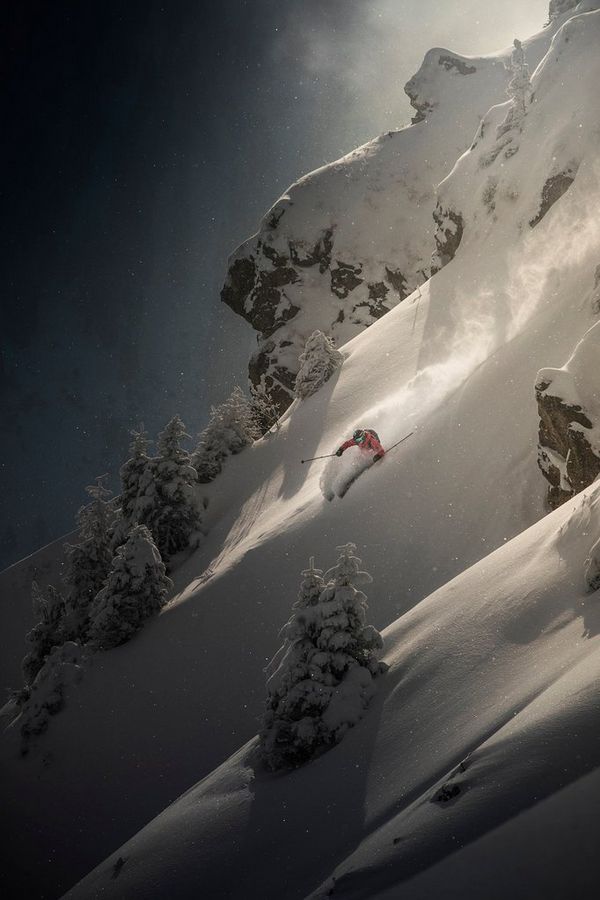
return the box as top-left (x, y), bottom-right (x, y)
top-left (336, 428), bottom-right (385, 462)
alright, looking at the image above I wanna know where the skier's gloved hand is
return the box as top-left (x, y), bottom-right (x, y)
top-left (336, 449), bottom-right (343, 457)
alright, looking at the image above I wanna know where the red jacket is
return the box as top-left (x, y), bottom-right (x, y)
top-left (338, 430), bottom-right (385, 456)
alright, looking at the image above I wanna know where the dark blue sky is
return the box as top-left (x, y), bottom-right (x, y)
top-left (0, 0), bottom-right (548, 570)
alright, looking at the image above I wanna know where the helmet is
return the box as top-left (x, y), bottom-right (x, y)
top-left (353, 429), bottom-right (365, 443)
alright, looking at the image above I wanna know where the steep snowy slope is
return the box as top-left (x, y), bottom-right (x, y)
top-left (65, 479), bottom-right (600, 900)
top-left (2, 4), bottom-right (600, 899)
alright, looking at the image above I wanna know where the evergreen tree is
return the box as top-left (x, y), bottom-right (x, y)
top-left (120, 425), bottom-right (153, 523)
top-left (249, 381), bottom-right (281, 435)
top-left (20, 641), bottom-right (86, 745)
top-left (192, 406), bottom-right (223, 483)
top-left (111, 426), bottom-right (154, 550)
top-left (318, 543), bottom-right (386, 679)
top-left (64, 477), bottom-right (115, 641)
top-left (294, 331), bottom-right (343, 400)
top-left (146, 415), bottom-right (202, 560)
top-left (507, 39), bottom-right (532, 128)
top-left (22, 582), bottom-right (66, 685)
top-left (88, 525), bottom-right (173, 650)
top-left (496, 38), bottom-right (532, 156)
top-left (263, 556), bottom-right (324, 682)
top-left (261, 546), bottom-right (386, 770)
top-left (193, 387), bottom-right (259, 483)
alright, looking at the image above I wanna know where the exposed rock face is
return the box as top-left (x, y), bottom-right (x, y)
top-left (438, 55), bottom-right (476, 76)
top-left (431, 204), bottom-right (464, 273)
top-left (536, 335), bottom-right (600, 508)
top-left (221, 215), bottom-right (411, 408)
top-left (536, 383), bottom-right (600, 508)
top-left (330, 261), bottom-right (363, 299)
top-left (592, 264), bottom-right (600, 314)
top-left (529, 169), bottom-right (577, 227)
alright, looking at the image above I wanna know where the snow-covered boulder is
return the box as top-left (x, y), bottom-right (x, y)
top-left (536, 321), bottom-right (600, 508)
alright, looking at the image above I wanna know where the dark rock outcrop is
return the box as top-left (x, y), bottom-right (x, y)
top-left (535, 374), bottom-right (600, 509)
top-left (330, 262), bottom-right (363, 299)
top-left (248, 340), bottom-right (297, 411)
top-left (221, 243), bottom-right (301, 339)
top-left (221, 227), bottom-right (411, 410)
top-left (431, 203), bottom-right (464, 273)
top-left (529, 169), bottom-right (577, 228)
top-left (438, 55), bottom-right (476, 76)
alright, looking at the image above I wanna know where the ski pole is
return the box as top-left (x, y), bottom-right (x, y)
top-left (300, 453), bottom-right (337, 464)
top-left (386, 431), bottom-right (415, 453)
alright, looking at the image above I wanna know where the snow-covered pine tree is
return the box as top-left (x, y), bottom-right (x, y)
top-left (496, 39), bottom-right (532, 157)
top-left (145, 415), bottom-right (202, 561)
top-left (64, 477), bottom-right (115, 641)
top-left (192, 407), bottom-right (223, 483)
top-left (263, 555), bottom-right (325, 682)
top-left (21, 582), bottom-right (66, 686)
top-left (294, 331), bottom-right (343, 400)
top-left (318, 541), bottom-right (387, 682)
top-left (261, 546), bottom-right (387, 770)
top-left (88, 524), bottom-right (173, 651)
top-left (507, 39), bottom-right (532, 127)
top-left (249, 381), bottom-right (281, 435)
top-left (20, 641), bottom-right (86, 746)
top-left (261, 557), bottom-right (328, 769)
top-left (193, 386), bottom-right (259, 482)
top-left (111, 425), bottom-right (156, 550)
top-left (120, 426), bottom-right (152, 522)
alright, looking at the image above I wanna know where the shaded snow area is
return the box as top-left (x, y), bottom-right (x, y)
top-left (64, 482), bottom-right (600, 900)
top-left (2, 4), bottom-right (600, 900)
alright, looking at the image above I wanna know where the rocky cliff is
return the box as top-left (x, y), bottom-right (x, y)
top-left (221, 48), bottom-right (514, 409)
top-left (220, 4), bottom-right (587, 412)
top-left (536, 320), bottom-right (600, 508)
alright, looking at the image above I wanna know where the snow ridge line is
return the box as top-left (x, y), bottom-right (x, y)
top-left (315, 638), bottom-right (600, 900)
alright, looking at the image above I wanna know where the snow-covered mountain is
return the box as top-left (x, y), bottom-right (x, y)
top-left (2, 3), bottom-right (600, 899)
top-left (220, 1), bottom-right (586, 411)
